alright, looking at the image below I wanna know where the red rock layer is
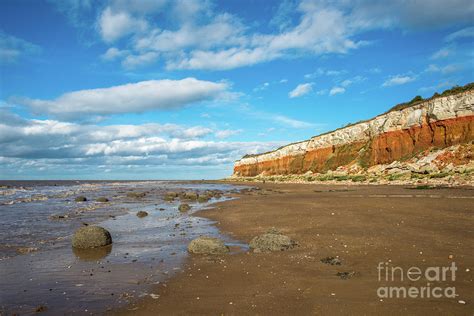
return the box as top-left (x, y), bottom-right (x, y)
top-left (234, 115), bottom-right (474, 177)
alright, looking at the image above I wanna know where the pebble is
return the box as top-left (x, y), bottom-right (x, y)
top-left (458, 300), bottom-right (466, 304)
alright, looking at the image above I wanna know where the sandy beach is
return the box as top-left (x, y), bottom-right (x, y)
top-left (117, 183), bottom-right (474, 315)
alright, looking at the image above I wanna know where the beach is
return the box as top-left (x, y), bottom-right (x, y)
top-left (117, 182), bottom-right (474, 315)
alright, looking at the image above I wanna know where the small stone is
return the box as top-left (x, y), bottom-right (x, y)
top-left (321, 257), bottom-right (342, 265)
top-left (35, 305), bottom-right (48, 313)
top-left (96, 197), bottom-right (109, 203)
top-left (448, 254), bottom-right (454, 259)
top-left (336, 271), bottom-right (355, 279)
top-left (458, 300), bottom-right (466, 304)
top-left (136, 211), bottom-right (148, 218)
top-left (75, 196), bottom-right (87, 202)
top-left (178, 204), bottom-right (191, 212)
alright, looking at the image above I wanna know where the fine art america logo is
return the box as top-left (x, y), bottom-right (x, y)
top-left (377, 262), bottom-right (457, 299)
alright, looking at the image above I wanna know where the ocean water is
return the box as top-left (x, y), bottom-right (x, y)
top-left (0, 180), bottom-right (247, 315)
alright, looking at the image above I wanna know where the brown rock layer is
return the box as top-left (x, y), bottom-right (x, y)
top-left (234, 115), bottom-right (474, 177)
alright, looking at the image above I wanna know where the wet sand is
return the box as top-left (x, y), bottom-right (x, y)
top-left (118, 183), bottom-right (474, 315)
top-left (0, 181), bottom-right (245, 315)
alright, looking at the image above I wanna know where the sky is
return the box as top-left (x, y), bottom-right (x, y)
top-left (0, 0), bottom-right (473, 180)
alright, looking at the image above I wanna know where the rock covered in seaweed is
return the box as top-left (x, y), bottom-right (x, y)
top-left (249, 229), bottom-right (297, 252)
top-left (72, 226), bottom-right (112, 249)
top-left (188, 236), bottom-right (229, 255)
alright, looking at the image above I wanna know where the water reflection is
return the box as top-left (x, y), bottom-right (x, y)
top-left (72, 244), bottom-right (113, 261)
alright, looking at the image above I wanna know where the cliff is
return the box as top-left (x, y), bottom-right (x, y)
top-left (234, 86), bottom-right (474, 178)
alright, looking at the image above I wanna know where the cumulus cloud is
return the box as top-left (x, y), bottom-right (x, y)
top-left (13, 78), bottom-right (229, 118)
top-left (0, 111), bottom-right (283, 178)
top-left (289, 83), bottom-right (313, 98)
top-left (0, 31), bottom-right (41, 64)
top-left (382, 75), bottom-right (415, 87)
top-left (329, 86), bottom-right (345, 96)
top-left (50, 0), bottom-right (474, 70)
top-left (97, 1), bottom-right (366, 70)
top-left (98, 6), bottom-right (148, 42)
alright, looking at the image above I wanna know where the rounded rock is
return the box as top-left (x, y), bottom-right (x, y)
top-left (136, 211), bottom-right (148, 218)
top-left (75, 196), bottom-right (87, 202)
top-left (249, 233), bottom-right (297, 252)
top-left (178, 204), bottom-right (191, 212)
top-left (188, 236), bottom-right (229, 255)
top-left (72, 226), bottom-right (112, 249)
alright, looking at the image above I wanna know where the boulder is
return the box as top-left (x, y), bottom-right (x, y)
top-left (188, 236), bottom-right (229, 255)
top-left (178, 204), bottom-right (191, 212)
top-left (127, 192), bottom-right (146, 198)
top-left (136, 211), bottom-right (148, 218)
top-left (72, 226), bottom-right (112, 249)
top-left (197, 195), bottom-right (210, 203)
top-left (75, 196), bottom-right (87, 202)
top-left (165, 191), bottom-right (179, 198)
top-left (182, 191), bottom-right (199, 201)
top-left (249, 231), bottom-right (297, 252)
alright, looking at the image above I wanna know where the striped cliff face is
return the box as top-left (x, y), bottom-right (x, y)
top-left (234, 90), bottom-right (474, 177)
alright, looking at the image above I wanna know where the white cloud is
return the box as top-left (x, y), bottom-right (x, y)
top-left (215, 129), bottom-right (242, 139)
top-left (166, 47), bottom-right (278, 71)
top-left (254, 82), bottom-right (270, 92)
top-left (289, 83), bottom-right (313, 98)
top-left (445, 26), bottom-right (474, 42)
top-left (271, 115), bottom-right (314, 128)
top-left (329, 86), bottom-right (345, 96)
top-left (0, 32), bottom-right (41, 64)
top-left (98, 6), bottom-right (148, 42)
top-left (121, 51), bottom-right (159, 68)
top-left (97, 1), bottom-right (366, 70)
top-left (14, 78), bottom-right (230, 118)
top-left (340, 75), bottom-right (366, 87)
top-left (304, 68), bottom-right (347, 79)
top-left (0, 112), bottom-right (283, 178)
top-left (101, 47), bottom-right (128, 61)
top-left (382, 75), bottom-right (415, 87)
top-left (52, 0), bottom-right (474, 71)
top-left (431, 47), bottom-right (452, 59)
top-left (426, 63), bottom-right (461, 74)
top-left (418, 81), bottom-right (454, 93)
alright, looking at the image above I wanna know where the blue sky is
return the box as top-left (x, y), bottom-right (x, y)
top-left (0, 0), bottom-right (473, 180)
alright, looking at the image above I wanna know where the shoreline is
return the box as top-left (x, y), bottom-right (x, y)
top-left (117, 182), bottom-right (474, 315)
